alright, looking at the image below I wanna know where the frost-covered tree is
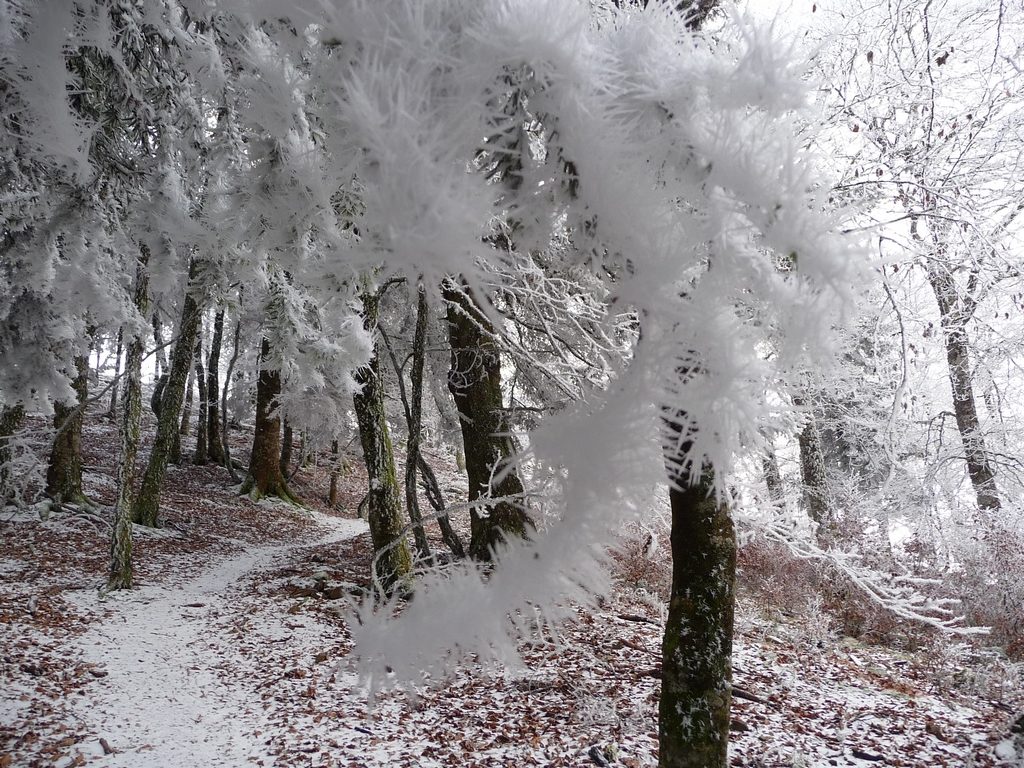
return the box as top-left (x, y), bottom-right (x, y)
top-left (247, 3), bottom-right (856, 766)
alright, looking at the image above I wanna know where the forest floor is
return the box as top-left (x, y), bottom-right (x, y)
top-left (1, 410), bottom-right (1023, 768)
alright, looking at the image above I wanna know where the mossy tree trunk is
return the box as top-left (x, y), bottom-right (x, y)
top-left (659, 413), bottom-right (736, 768)
top-left (353, 287), bottom-right (412, 593)
top-left (206, 307), bottom-right (225, 465)
top-left (194, 334), bottom-right (208, 465)
top-left (240, 337), bottom-right (296, 502)
top-left (109, 263), bottom-right (149, 591)
top-left (132, 268), bottom-right (205, 527)
top-left (443, 282), bottom-right (532, 561)
top-left (46, 354), bottom-right (90, 506)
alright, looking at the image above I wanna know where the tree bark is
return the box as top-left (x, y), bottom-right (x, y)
top-left (280, 417), bottom-right (293, 477)
top-left (0, 404), bottom-right (25, 505)
top-left (109, 262), bottom-right (149, 590)
top-left (926, 264), bottom-right (1000, 511)
top-left (152, 313), bottom-right (166, 380)
top-left (353, 287), bottom-right (412, 593)
top-left (240, 337), bottom-right (296, 502)
top-left (179, 366), bottom-right (193, 437)
top-left (328, 439), bottom-right (341, 508)
top-left (45, 354), bottom-right (89, 506)
top-left (206, 307), bottom-right (225, 465)
top-left (795, 398), bottom-right (830, 526)
top-left (417, 453), bottom-right (466, 559)
top-left (404, 287), bottom-right (434, 561)
top-left (107, 330), bottom-right (122, 419)
top-left (659, 414), bottom-right (735, 768)
top-left (193, 334), bottom-right (208, 465)
top-left (132, 268), bottom-right (205, 527)
top-left (762, 447), bottom-right (784, 508)
top-left (443, 283), bottom-right (532, 561)
top-left (221, 319), bottom-right (242, 484)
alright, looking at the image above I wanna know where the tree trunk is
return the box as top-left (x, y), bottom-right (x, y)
top-left (443, 283), bottom-right (532, 561)
top-left (132, 269), bottom-right (205, 527)
top-left (417, 453), bottom-right (466, 559)
top-left (179, 366), bottom-right (193, 437)
top-left (353, 287), bottom-right (412, 593)
top-left (404, 287), bottom-right (434, 561)
top-left (109, 262), bottom-right (149, 590)
top-left (194, 334), bottom-right (208, 465)
top-left (206, 307), bottom-right (225, 465)
top-left (0, 404), bottom-right (25, 505)
top-left (221, 319), bottom-right (242, 484)
top-left (280, 417), bottom-right (293, 477)
top-left (107, 330), bottom-right (122, 419)
top-left (926, 264), bottom-right (1000, 511)
top-left (659, 413), bottom-right (735, 768)
top-left (240, 338), bottom-right (296, 502)
top-left (152, 313), bottom-right (166, 380)
top-left (762, 448), bottom-right (784, 508)
top-left (795, 398), bottom-right (830, 526)
top-left (328, 439), bottom-right (341, 508)
top-left (46, 354), bottom-right (89, 506)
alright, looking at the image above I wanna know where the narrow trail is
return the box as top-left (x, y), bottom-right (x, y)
top-left (64, 512), bottom-right (367, 767)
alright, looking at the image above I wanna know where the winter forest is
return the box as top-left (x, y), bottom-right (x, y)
top-left (1, 0), bottom-right (1023, 766)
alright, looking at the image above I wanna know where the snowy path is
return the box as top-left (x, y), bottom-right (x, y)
top-left (63, 512), bottom-right (367, 767)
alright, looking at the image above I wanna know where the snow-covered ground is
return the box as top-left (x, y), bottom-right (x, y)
top-left (1, 419), bottom-right (1022, 767)
top-left (60, 512), bottom-right (366, 767)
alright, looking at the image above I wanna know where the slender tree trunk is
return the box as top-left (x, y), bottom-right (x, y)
top-left (795, 398), bottom-right (829, 526)
top-left (0, 404), bottom-right (25, 505)
top-left (416, 453), bottom-right (466, 559)
top-left (132, 268), bottom-right (205, 527)
top-left (194, 334), bottom-right (208, 465)
top-left (443, 283), bottom-right (532, 560)
top-left (206, 307), bottom-right (225, 465)
top-left (107, 330), bottom-right (122, 419)
top-left (46, 354), bottom-right (90, 506)
top-left (221, 319), bottom-right (242, 484)
top-left (404, 287), bottom-right (434, 560)
top-left (109, 262), bottom-right (149, 590)
top-left (280, 417), bottom-right (293, 477)
top-left (659, 411), bottom-right (736, 768)
top-left (240, 338), bottom-right (296, 502)
top-left (353, 287), bottom-right (412, 593)
top-left (328, 439), bottom-right (341, 508)
top-left (152, 313), bottom-right (166, 380)
top-left (179, 366), bottom-right (194, 437)
top-left (926, 264), bottom-right (1000, 511)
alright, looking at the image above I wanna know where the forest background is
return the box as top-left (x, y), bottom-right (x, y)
top-left (1, 1), bottom-right (1023, 766)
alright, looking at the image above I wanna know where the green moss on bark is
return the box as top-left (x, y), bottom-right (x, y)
top-left (353, 288), bottom-right (412, 594)
top-left (659, 463), bottom-right (736, 768)
top-left (240, 337), bottom-right (300, 505)
top-left (133, 271), bottom-right (205, 527)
